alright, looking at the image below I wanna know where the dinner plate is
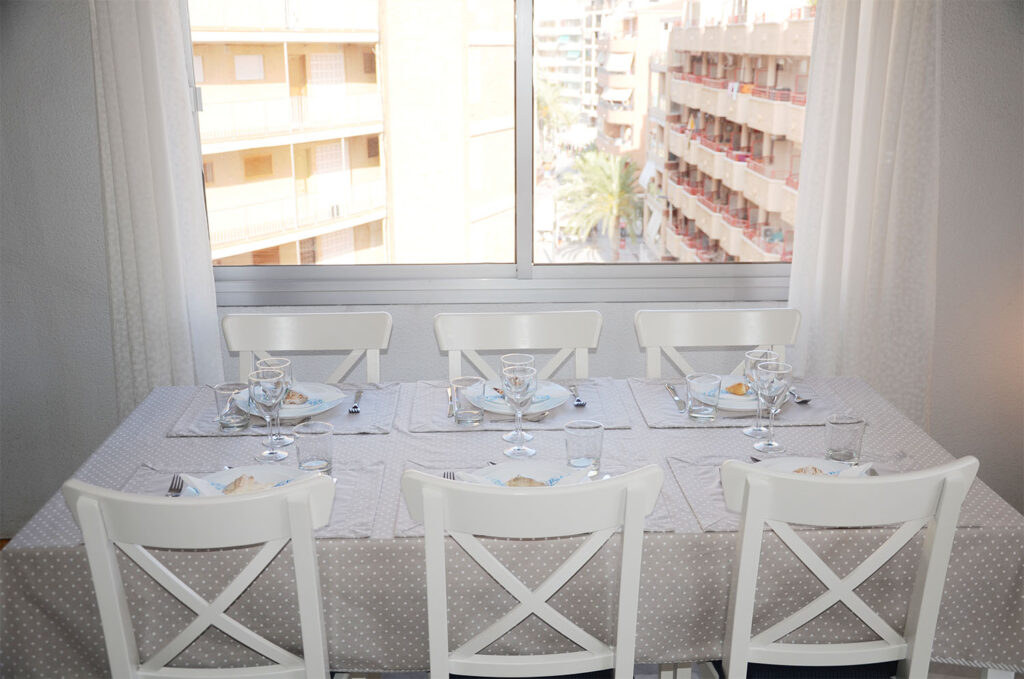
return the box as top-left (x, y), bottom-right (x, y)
top-left (234, 382), bottom-right (345, 418)
top-left (713, 375), bottom-right (790, 413)
top-left (182, 465), bottom-right (314, 496)
top-left (754, 456), bottom-right (867, 477)
top-left (471, 460), bottom-right (589, 487)
top-left (470, 380), bottom-right (572, 416)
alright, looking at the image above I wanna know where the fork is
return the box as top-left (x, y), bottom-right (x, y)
top-left (442, 471), bottom-right (456, 481)
top-left (568, 384), bottom-right (587, 407)
top-left (348, 390), bottom-right (364, 414)
top-left (165, 474), bottom-right (184, 497)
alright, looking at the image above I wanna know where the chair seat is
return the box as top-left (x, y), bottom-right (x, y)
top-left (712, 660), bottom-right (898, 679)
top-left (452, 672), bottom-right (615, 679)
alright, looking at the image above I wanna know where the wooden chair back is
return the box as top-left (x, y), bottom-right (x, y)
top-left (401, 465), bottom-right (663, 679)
top-left (222, 312), bottom-right (392, 383)
top-left (718, 457), bottom-right (978, 679)
top-left (433, 311), bottom-right (602, 381)
top-left (62, 476), bottom-right (336, 679)
top-left (634, 308), bottom-right (801, 377)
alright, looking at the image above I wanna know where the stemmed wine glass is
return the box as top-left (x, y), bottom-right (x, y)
top-left (248, 368), bottom-right (289, 462)
top-left (742, 349), bottom-right (779, 439)
top-left (752, 362), bottom-right (793, 456)
top-left (256, 357), bottom-right (294, 448)
top-left (502, 365), bottom-right (537, 458)
top-left (500, 354), bottom-right (535, 443)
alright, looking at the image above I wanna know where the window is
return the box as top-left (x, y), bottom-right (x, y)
top-left (188, 0), bottom-right (802, 303)
top-left (193, 55), bottom-right (204, 83)
top-left (233, 54), bottom-right (264, 81)
top-left (202, 160), bottom-right (214, 185)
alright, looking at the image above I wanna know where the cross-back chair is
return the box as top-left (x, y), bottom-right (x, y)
top-left (401, 465), bottom-right (664, 679)
top-left (433, 311), bottom-right (602, 381)
top-left (62, 475), bottom-right (336, 678)
top-left (222, 312), bottom-right (392, 383)
top-left (633, 309), bottom-right (801, 378)
top-left (712, 457), bottom-right (978, 679)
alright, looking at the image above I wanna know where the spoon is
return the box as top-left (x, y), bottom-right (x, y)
top-left (789, 387), bottom-right (812, 404)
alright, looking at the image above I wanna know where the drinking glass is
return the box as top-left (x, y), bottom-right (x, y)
top-left (752, 362), bottom-right (792, 456)
top-left (565, 420), bottom-right (604, 477)
top-left (248, 369), bottom-right (288, 462)
top-left (502, 365), bottom-right (537, 458)
top-left (500, 354), bottom-right (536, 443)
top-left (256, 357), bottom-right (294, 447)
top-left (742, 349), bottom-right (779, 438)
top-left (825, 414), bottom-right (866, 464)
top-left (294, 421), bottom-right (334, 475)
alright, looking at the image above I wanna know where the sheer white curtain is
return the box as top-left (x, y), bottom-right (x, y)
top-left (788, 0), bottom-right (939, 425)
top-left (88, 0), bottom-right (223, 418)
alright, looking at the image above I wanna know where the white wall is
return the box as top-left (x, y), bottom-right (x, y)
top-left (930, 0), bottom-right (1024, 512)
top-left (0, 0), bottom-right (118, 535)
top-left (0, 0), bottom-right (1022, 537)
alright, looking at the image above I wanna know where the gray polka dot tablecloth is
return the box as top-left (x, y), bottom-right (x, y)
top-left (1, 379), bottom-right (1022, 676)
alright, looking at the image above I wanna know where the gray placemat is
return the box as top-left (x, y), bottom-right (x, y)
top-left (168, 382), bottom-right (400, 437)
top-left (629, 378), bottom-right (849, 429)
top-left (408, 378), bottom-right (631, 433)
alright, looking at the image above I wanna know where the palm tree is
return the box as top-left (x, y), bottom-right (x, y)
top-left (535, 78), bottom-right (573, 158)
top-left (557, 151), bottom-right (641, 246)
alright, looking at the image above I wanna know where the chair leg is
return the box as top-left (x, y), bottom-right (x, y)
top-left (980, 671), bottom-right (1014, 679)
top-left (660, 663), bottom-right (678, 679)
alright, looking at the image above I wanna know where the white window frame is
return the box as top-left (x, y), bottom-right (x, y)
top-left (190, 0), bottom-right (790, 306)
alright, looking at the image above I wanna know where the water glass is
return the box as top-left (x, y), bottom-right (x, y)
top-left (742, 349), bottom-right (779, 439)
top-left (685, 373), bottom-right (722, 422)
top-left (565, 420), bottom-right (604, 477)
top-left (451, 375), bottom-right (484, 426)
top-left (826, 414), bottom-right (866, 464)
top-left (213, 382), bottom-right (248, 431)
top-left (294, 421), bottom-right (334, 475)
top-left (500, 354), bottom-right (535, 443)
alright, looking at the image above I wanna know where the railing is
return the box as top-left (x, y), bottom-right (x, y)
top-left (697, 194), bottom-right (726, 213)
top-left (751, 87), bottom-right (792, 102)
top-left (791, 92), bottom-right (807, 106)
top-left (598, 99), bottom-right (634, 112)
top-left (198, 92), bottom-right (383, 142)
top-left (699, 135), bottom-right (726, 152)
top-left (747, 158), bottom-right (789, 180)
top-left (683, 180), bottom-right (701, 195)
top-left (295, 183), bottom-right (386, 227)
top-left (786, 174), bottom-right (800, 190)
top-left (728, 14), bottom-right (747, 24)
top-left (725, 148), bottom-right (752, 162)
top-left (702, 76), bottom-right (728, 90)
top-left (683, 73), bottom-right (703, 84)
top-left (723, 210), bottom-right (749, 229)
top-left (668, 171), bottom-right (685, 187)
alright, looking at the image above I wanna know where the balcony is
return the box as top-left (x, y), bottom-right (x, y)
top-left (746, 95), bottom-right (791, 136)
top-left (747, 158), bottom-right (789, 180)
top-left (597, 99), bottom-right (635, 125)
top-left (597, 68), bottom-right (635, 89)
top-left (188, 0), bottom-right (379, 36)
top-left (598, 35), bottom-right (638, 53)
top-left (792, 92), bottom-right (807, 106)
top-left (743, 164), bottom-right (786, 212)
top-left (208, 181), bottom-right (386, 255)
top-left (752, 87), bottom-right (792, 102)
top-left (697, 194), bottom-right (727, 214)
top-left (198, 92), bottom-right (383, 147)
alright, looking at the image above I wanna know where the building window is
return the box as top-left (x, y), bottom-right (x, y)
top-left (193, 55), bottom-right (204, 83)
top-left (233, 54), bottom-right (264, 81)
top-left (189, 0), bottom-right (802, 303)
top-left (202, 160), bottom-right (214, 185)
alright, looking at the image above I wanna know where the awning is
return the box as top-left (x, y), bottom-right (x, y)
top-left (601, 87), bottom-right (633, 103)
top-left (604, 52), bottom-right (634, 73)
top-left (647, 206), bottom-right (664, 235)
top-left (637, 160), bottom-right (656, 187)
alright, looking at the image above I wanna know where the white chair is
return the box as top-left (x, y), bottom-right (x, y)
top-left (222, 312), bottom-right (392, 383)
top-left (633, 309), bottom-right (801, 378)
top-left (401, 465), bottom-right (664, 679)
top-left (433, 310), bottom-right (602, 381)
top-left (711, 457), bottom-right (979, 679)
top-left (62, 475), bottom-right (336, 679)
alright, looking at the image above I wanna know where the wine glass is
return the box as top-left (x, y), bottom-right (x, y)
top-left (248, 368), bottom-right (288, 462)
top-left (256, 357), bottom-right (294, 448)
top-left (752, 362), bottom-right (792, 456)
top-left (500, 354), bottom-right (535, 443)
top-left (502, 365), bottom-right (537, 458)
top-left (741, 349), bottom-right (779, 439)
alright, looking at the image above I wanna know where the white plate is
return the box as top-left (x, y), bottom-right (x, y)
top-left (472, 460), bottom-right (588, 487)
top-left (713, 375), bottom-right (790, 413)
top-left (754, 456), bottom-right (867, 477)
top-left (234, 382), bottom-right (346, 418)
top-left (183, 465), bottom-right (313, 496)
top-left (471, 381), bottom-right (572, 416)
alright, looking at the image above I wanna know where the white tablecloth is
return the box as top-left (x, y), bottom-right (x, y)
top-left (2, 378), bottom-right (1022, 676)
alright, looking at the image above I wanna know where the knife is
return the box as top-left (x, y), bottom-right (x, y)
top-left (665, 384), bottom-right (686, 412)
top-left (446, 385), bottom-right (455, 418)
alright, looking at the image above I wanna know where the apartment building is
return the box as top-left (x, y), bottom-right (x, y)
top-left (656, 0), bottom-right (813, 263)
top-left (191, 0), bottom-right (515, 266)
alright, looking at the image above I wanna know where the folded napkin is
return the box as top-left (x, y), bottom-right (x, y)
top-left (668, 457), bottom-right (741, 532)
top-left (168, 383), bottom-right (400, 437)
top-left (407, 378), bottom-right (631, 433)
top-left (629, 378), bottom-right (849, 429)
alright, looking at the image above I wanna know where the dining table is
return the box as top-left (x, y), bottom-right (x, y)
top-left (1, 376), bottom-right (1022, 677)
